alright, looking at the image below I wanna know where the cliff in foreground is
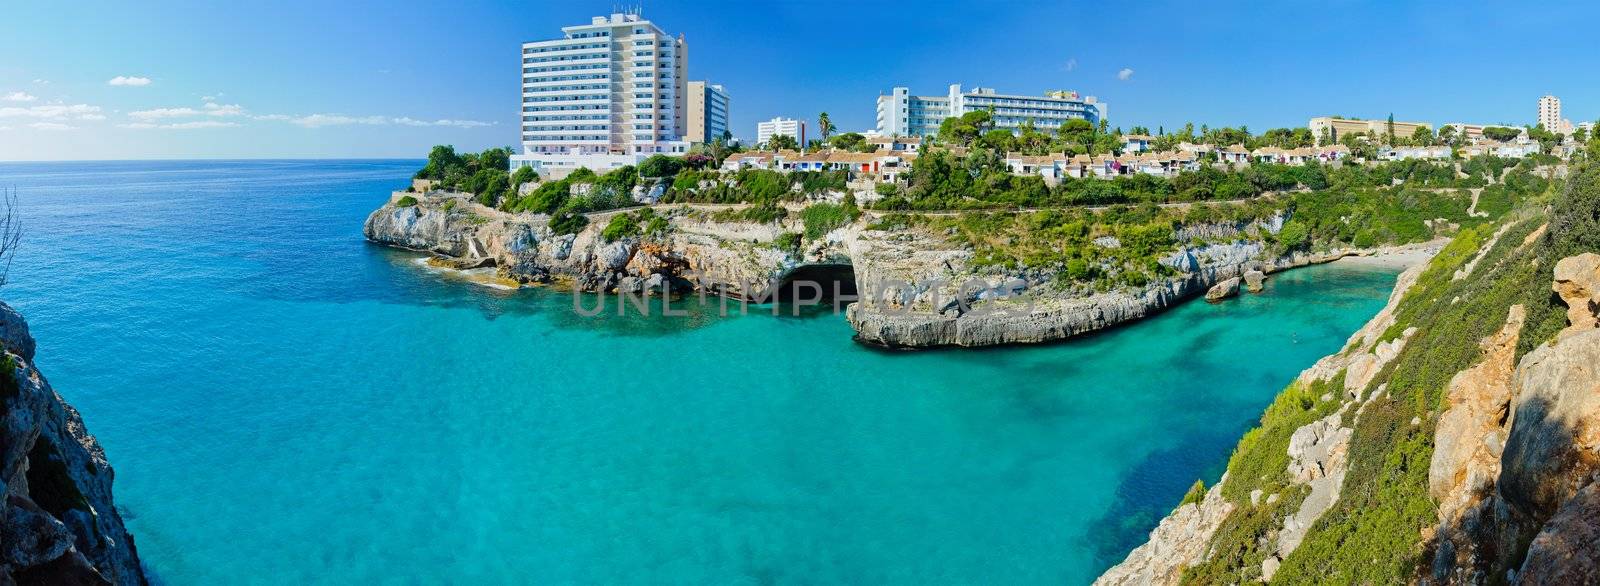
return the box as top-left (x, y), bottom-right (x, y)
top-left (1099, 166), bottom-right (1600, 584)
top-left (0, 302), bottom-right (144, 585)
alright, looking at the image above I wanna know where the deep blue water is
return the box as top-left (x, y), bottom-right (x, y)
top-left (0, 160), bottom-right (1398, 584)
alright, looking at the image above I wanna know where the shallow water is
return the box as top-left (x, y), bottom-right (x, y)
top-left (0, 160), bottom-right (1398, 584)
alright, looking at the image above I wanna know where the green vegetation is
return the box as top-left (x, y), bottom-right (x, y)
top-left (638, 154), bottom-right (684, 178)
top-left (800, 199), bottom-right (860, 241)
top-left (773, 231), bottom-right (802, 252)
top-left (1180, 479), bottom-right (1207, 507)
top-left (662, 168), bottom-right (849, 205)
top-left (394, 195), bottom-right (418, 207)
top-left (511, 165), bottom-right (538, 187)
top-left (1179, 163), bottom-right (1571, 583)
top-left (600, 208), bottom-right (669, 242)
top-left (1219, 374), bottom-right (1345, 504)
top-left (549, 212), bottom-right (588, 236)
top-left (413, 145), bottom-right (517, 207)
top-left (0, 352), bottom-right (16, 401)
top-left (1517, 165), bottom-right (1600, 357)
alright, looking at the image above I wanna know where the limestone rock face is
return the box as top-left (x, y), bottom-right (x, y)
top-left (1552, 252), bottom-right (1600, 336)
top-left (1094, 483), bottom-right (1235, 586)
top-left (0, 302), bottom-right (144, 585)
top-left (1243, 269), bottom-right (1266, 293)
top-left (1518, 481), bottom-right (1600, 583)
top-left (1429, 305), bottom-right (1524, 521)
top-left (363, 195), bottom-right (805, 299)
top-left (1205, 276), bottom-right (1241, 302)
top-left (1500, 326), bottom-right (1600, 520)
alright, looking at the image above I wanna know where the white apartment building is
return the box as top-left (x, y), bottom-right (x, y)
top-left (1538, 94), bottom-right (1573, 135)
top-left (684, 81), bottom-right (730, 144)
top-left (757, 117), bottom-right (805, 146)
top-left (876, 84), bottom-right (1107, 137)
top-left (510, 12), bottom-right (690, 177)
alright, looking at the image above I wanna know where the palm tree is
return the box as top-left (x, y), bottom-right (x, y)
top-left (818, 112), bottom-right (834, 142)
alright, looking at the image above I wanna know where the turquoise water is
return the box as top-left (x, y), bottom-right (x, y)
top-left (0, 160), bottom-right (1398, 585)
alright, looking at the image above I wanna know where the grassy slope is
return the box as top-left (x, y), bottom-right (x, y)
top-left (1175, 164), bottom-right (1589, 584)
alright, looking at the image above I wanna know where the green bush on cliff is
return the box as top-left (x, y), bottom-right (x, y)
top-left (1219, 373), bottom-right (1344, 504)
top-left (394, 195), bottom-right (418, 207)
top-left (638, 155), bottom-right (683, 179)
top-left (1270, 212), bottom-right (1550, 583)
top-left (1518, 165), bottom-right (1600, 357)
top-left (511, 165), bottom-right (538, 187)
top-left (800, 202), bottom-right (858, 240)
top-left (1179, 479), bottom-right (1207, 506)
top-left (549, 211), bottom-right (588, 236)
top-left (601, 213), bottom-right (640, 242)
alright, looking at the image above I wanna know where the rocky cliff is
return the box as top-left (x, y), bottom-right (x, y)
top-left (363, 194), bottom-right (835, 299)
top-left (0, 302), bottom-right (144, 585)
top-left (367, 194), bottom-right (1375, 349)
top-left (1098, 168), bottom-right (1600, 584)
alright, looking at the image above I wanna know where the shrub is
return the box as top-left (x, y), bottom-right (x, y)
top-left (773, 232), bottom-right (801, 251)
top-left (511, 165), bottom-right (538, 187)
top-left (395, 195), bottom-right (418, 207)
top-left (1277, 220), bottom-right (1309, 249)
top-left (638, 154), bottom-right (684, 178)
top-left (549, 211), bottom-right (589, 235)
top-left (801, 202), bottom-right (856, 240)
top-left (1180, 479), bottom-right (1207, 506)
top-left (601, 213), bottom-right (641, 242)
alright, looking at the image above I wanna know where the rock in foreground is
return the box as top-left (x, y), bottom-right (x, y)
top-left (0, 301), bottom-right (144, 585)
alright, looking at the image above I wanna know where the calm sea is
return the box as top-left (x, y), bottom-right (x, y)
top-left (0, 160), bottom-right (1397, 584)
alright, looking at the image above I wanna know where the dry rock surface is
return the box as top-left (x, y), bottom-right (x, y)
top-left (0, 301), bottom-right (144, 585)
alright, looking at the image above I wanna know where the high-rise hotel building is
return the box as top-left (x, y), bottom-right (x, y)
top-left (876, 84), bottom-right (1107, 138)
top-left (511, 12), bottom-right (690, 177)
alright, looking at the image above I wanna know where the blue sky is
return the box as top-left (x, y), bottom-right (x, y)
top-left (2, 1), bottom-right (1597, 160)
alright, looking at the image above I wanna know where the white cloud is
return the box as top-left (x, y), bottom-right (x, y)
top-left (107, 76), bottom-right (153, 87)
top-left (391, 117), bottom-right (495, 128)
top-left (1063, 58), bottom-right (1078, 72)
top-left (29, 122), bottom-right (74, 130)
top-left (290, 114), bottom-right (389, 128)
top-left (0, 103), bottom-right (103, 120)
top-left (31, 79), bottom-right (48, 85)
top-left (129, 102), bottom-right (245, 120)
top-left (166, 120), bottom-right (238, 129)
top-left (3, 92), bottom-right (37, 103)
top-left (203, 102), bottom-right (244, 116)
top-left (1117, 68), bottom-right (1134, 81)
top-left (121, 120), bottom-right (238, 130)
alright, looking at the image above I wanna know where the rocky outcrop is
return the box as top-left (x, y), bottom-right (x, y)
top-left (1093, 483), bottom-right (1235, 586)
top-left (1517, 481), bottom-right (1600, 583)
top-left (363, 194), bottom-right (814, 300)
top-left (1205, 277), bottom-right (1241, 302)
top-left (1550, 252), bottom-right (1600, 337)
top-left (0, 302), bottom-right (143, 585)
top-left (1429, 305), bottom-right (1524, 522)
top-left (367, 195), bottom-right (1369, 349)
top-left (1422, 251), bottom-right (1600, 583)
top-left (1264, 409), bottom-right (1353, 580)
top-left (848, 239), bottom-right (1345, 348)
top-left (1244, 270), bottom-right (1266, 293)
